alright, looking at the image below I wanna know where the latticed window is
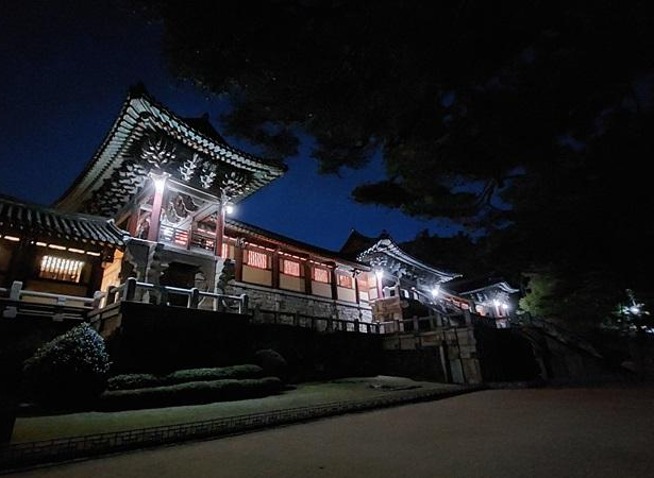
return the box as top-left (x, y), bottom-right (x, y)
top-left (337, 273), bottom-right (353, 289)
top-left (245, 249), bottom-right (268, 269)
top-left (313, 267), bottom-right (330, 283)
top-left (282, 259), bottom-right (301, 277)
top-left (39, 256), bottom-right (84, 283)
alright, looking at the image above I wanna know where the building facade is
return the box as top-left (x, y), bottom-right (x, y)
top-left (1, 85), bottom-right (518, 325)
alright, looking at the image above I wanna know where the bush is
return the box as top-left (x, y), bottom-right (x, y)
top-left (254, 349), bottom-right (288, 382)
top-left (100, 377), bottom-right (283, 410)
top-left (22, 323), bottom-right (111, 409)
top-left (106, 373), bottom-right (161, 391)
top-left (167, 364), bottom-right (263, 384)
top-left (107, 364), bottom-right (264, 391)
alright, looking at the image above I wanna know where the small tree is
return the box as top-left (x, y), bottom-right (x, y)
top-left (254, 349), bottom-right (289, 383)
top-left (22, 323), bottom-right (111, 409)
top-left (603, 289), bottom-right (652, 337)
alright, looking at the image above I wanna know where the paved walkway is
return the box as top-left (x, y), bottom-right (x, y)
top-left (5, 384), bottom-right (654, 477)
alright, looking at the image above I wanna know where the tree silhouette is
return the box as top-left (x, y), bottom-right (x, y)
top-left (129, 0), bottom-right (654, 326)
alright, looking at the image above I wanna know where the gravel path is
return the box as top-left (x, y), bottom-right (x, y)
top-left (7, 385), bottom-right (654, 478)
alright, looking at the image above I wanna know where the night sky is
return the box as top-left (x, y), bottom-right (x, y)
top-left (0, 1), bottom-right (461, 251)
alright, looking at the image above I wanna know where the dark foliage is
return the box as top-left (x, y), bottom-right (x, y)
top-left (126, 0), bottom-right (654, 325)
top-left (22, 323), bottom-right (111, 409)
top-left (99, 377), bottom-right (283, 410)
top-left (107, 364), bottom-right (264, 391)
top-left (254, 349), bottom-right (289, 383)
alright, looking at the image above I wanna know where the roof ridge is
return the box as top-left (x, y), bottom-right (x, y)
top-left (128, 84), bottom-right (287, 173)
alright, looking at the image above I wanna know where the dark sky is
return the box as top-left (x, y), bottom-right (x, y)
top-left (0, 1), bottom-right (462, 251)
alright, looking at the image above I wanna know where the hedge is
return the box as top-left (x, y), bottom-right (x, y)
top-left (106, 364), bottom-right (264, 391)
top-left (99, 377), bottom-right (284, 410)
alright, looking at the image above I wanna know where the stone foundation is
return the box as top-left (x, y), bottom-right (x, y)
top-left (228, 281), bottom-right (372, 323)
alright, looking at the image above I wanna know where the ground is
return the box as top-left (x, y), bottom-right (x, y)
top-left (6, 382), bottom-right (654, 477)
top-left (11, 376), bottom-right (462, 443)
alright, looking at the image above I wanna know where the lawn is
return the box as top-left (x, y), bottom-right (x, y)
top-left (11, 376), bottom-right (463, 444)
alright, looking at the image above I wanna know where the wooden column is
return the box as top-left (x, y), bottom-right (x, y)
top-left (330, 265), bottom-right (338, 300)
top-left (214, 204), bottom-right (225, 258)
top-left (375, 271), bottom-right (384, 299)
top-left (303, 261), bottom-right (312, 295)
top-left (234, 240), bottom-right (244, 282)
top-left (147, 172), bottom-right (168, 242)
top-left (126, 207), bottom-right (139, 236)
top-left (272, 250), bottom-right (280, 289)
top-left (87, 252), bottom-right (107, 296)
top-left (354, 272), bottom-right (361, 304)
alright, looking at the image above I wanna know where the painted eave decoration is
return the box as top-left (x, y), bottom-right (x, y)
top-left (355, 233), bottom-right (461, 283)
top-left (451, 280), bottom-right (520, 296)
top-left (54, 83), bottom-right (287, 217)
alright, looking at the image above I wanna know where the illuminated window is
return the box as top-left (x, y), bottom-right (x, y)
top-left (221, 242), bottom-right (231, 259)
top-left (313, 267), bottom-right (330, 283)
top-left (245, 249), bottom-right (268, 269)
top-left (337, 273), bottom-right (353, 289)
top-left (282, 258), bottom-right (301, 277)
top-left (39, 256), bottom-right (84, 283)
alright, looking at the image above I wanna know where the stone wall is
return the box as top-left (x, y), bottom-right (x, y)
top-left (382, 326), bottom-right (483, 385)
top-left (228, 281), bottom-right (373, 323)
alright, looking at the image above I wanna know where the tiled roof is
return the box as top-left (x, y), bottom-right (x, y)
top-left (226, 218), bottom-right (367, 268)
top-left (55, 83), bottom-right (287, 213)
top-left (445, 276), bottom-right (520, 295)
top-left (0, 196), bottom-right (127, 247)
top-left (354, 233), bottom-right (461, 282)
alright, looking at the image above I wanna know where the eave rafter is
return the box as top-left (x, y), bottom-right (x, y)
top-left (357, 237), bottom-right (461, 284)
top-left (55, 85), bottom-right (286, 216)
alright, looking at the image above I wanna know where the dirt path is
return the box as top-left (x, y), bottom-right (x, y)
top-left (7, 385), bottom-right (654, 478)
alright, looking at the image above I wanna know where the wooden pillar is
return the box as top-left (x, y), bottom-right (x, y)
top-left (214, 204), bottom-right (225, 257)
top-left (234, 240), bottom-right (244, 282)
top-left (375, 271), bottom-right (384, 299)
top-left (147, 172), bottom-right (168, 242)
top-left (354, 272), bottom-right (360, 304)
top-left (126, 209), bottom-right (139, 236)
top-left (87, 253), bottom-right (106, 297)
top-left (303, 261), bottom-right (312, 295)
top-left (272, 250), bottom-right (280, 289)
top-left (330, 266), bottom-right (338, 301)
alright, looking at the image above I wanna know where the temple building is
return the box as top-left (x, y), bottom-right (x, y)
top-left (0, 85), bottom-right (517, 327)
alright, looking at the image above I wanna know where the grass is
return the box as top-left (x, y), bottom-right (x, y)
top-left (11, 376), bottom-right (464, 444)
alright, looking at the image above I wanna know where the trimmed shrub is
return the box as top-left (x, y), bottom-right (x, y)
top-left (107, 364), bottom-right (264, 391)
top-left (22, 323), bottom-right (111, 409)
top-left (167, 364), bottom-right (263, 384)
top-left (100, 376), bottom-right (283, 410)
top-left (106, 373), bottom-right (161, 391)
top-left (254, 349), bottom-right (288, 382)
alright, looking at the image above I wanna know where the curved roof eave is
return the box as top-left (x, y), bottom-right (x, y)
top-left (356, 236), bottom-right (461, 281)
top-left (54, 85), bottom-right (287, 212)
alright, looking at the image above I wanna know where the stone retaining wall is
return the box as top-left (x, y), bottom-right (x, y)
top-left (228, 281), bottom-right (373, 323)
